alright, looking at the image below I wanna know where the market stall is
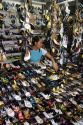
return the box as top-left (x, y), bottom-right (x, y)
top-left (0, 0), bottom-right (83, 125)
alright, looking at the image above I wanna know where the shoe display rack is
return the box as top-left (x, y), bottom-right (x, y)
top-left (0, 60), bottom-right (83, 125)
top-left (0, 0), bottom-right (24, 37)
top-left (0, 0), bottom-right (47, 63)
top-left (0, 0), bottom-right (25, 62)
top-left (27, 0), bottom-right (46, 35)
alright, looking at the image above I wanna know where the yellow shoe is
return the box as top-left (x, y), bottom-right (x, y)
top-left (0, 101), bottom-right (4, 108)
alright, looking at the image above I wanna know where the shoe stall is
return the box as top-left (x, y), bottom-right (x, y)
top-left (0, 0), bottom-right (83, 125)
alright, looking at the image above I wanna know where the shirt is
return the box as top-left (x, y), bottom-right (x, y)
top-left (30, 48), bottom-right (47, 63)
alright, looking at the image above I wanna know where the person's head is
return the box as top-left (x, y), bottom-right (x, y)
top-left (32, 36), bottom-right (44, 49)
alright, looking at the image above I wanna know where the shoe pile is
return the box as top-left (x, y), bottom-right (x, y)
top-left (0, 61), bottom-right (83, 125)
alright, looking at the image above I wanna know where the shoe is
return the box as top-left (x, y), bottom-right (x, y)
top-left (43, 111), bottom-right (53, 119)
top-left (24, 109), bottom-right (30, 120)
top-left (35, 115), bottom-right (43, 124)
top-left (24, 90), bottom-right (31, 97)
top-left (12, 105), bottom-right (20, 113)
top-left (40, 92), bottom-right (50, 100)
top-left (12, 80), bottom-right (20, 91)
top-left (1, 87), bottom-right (7, 94)
top-left (17, 73), bottom-right (25, 79)
top-left (37, 104), bottom-right (45, 112)
top-left (13, 94), bottom-right (21, 101)
top-left (29, 96), bottom-right (36, 107)
top-left (24, 100), bottom-right (32, 108)
top-left (0, 101), bottom-right (4, 108)
top-left (49, 75), bottom-right (59, 81)
top-left (5, 118), bottom-right (13, 125)
top-left (24, 122), bottom-right (29, 125)
top-left (53, 107), bottom-right (63, 115)
top-left (18, 111), bottom-right (24, 123)
top-left (34, 97), bottom-right (42, 104)
top-left (1, 77), bottom-right (9, 84)
top-left (5, 107), bottom-right (15, 117)
top-left (7, 85), bottom-right (12, 92)
top-left (59, 104), bottom-right (67, 112)
top-left (21, 80), bottom-right (30, 87)
top-left (50, 119), bottom-right (58, 125)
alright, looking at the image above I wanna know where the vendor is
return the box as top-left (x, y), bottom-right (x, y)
top-left (24, 36), bottom-right (58, 71)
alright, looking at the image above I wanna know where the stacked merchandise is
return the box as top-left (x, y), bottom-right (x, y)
top-left (1, 40), bottom-right (22, 62)
top-left (0, 0), bottom-right (26, 63)
top-left (0, 60), bottom-right (83, 125)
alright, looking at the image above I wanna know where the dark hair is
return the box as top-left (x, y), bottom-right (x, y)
top-left (32, 36), bottom-right (41, 46)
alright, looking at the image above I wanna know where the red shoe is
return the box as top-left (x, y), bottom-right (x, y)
top-left (18, 111), bottom-right (24, 122)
